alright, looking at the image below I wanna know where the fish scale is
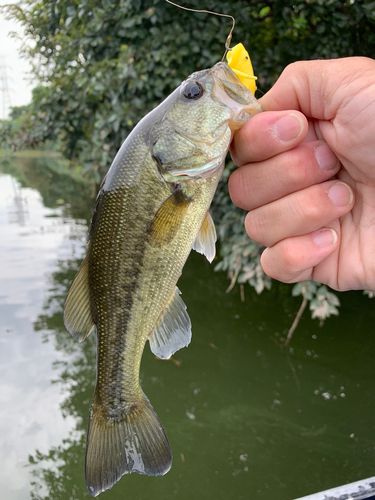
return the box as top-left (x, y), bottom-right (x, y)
top-left (63, 61), bottom-right (262, 496)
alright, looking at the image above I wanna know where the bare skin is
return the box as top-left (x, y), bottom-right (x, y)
top-left (229, 57), bottom-right (375, 292)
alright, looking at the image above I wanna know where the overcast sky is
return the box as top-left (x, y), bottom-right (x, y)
top-left (0, 0), bottom-right (34, 118)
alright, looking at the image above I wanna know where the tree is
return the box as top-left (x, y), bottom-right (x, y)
top-left (2, 0), bottom-right (375, 325)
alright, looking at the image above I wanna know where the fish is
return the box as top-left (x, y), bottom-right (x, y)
top-left (63, 61), bottom-right (262, 497)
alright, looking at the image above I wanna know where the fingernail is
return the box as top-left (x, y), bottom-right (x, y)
top-left (328, 182), bottom-right (353, 207)
top-left (313, 228), bottom-right (337, 248)
top-left (273, 113), bottom-right (304, 142)
top-left (315, 144), bottom-right (339, 170)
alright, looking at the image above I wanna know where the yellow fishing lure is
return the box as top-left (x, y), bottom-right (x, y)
top-left (226, 43), bottom-right (257, 95)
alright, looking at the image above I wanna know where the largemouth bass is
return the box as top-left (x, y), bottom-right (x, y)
top-left (64, 61), bottom-right (261, 497)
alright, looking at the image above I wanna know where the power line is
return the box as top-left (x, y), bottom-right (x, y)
top-left (0, 56), bottom-right (12, 119)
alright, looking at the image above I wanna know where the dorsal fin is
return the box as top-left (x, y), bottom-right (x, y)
top-left (63, 257), bottom-right (95, 342)
top-left (149, 287), bottom-right (191, 359)
top-left (192, 211), bottom-right (217, 263)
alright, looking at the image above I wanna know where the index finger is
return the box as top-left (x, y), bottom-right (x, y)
top-left (230, 110), bottom-right (308, 166)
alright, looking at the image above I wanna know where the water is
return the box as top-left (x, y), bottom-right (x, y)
top-left (1, 156), bottom-right (375, 500)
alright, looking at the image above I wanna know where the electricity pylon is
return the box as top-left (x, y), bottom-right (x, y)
top-left (0, 57), bottom-right (12, 119)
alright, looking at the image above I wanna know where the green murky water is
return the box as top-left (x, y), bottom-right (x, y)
top-left (1, 155), bottom-right (375, 500)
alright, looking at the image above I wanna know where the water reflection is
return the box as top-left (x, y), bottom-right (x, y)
top-left (8, 176), bottom-right (29, 226)
top-left (0, 169), bottom-right (89, 500)
top-left (30, 258), bottom-right (96, 499)
top-left (1, 157), bottom-right (375, 500)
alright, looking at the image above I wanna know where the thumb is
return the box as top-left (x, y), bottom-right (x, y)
top-left (259, 57), bottom-right (373, 120)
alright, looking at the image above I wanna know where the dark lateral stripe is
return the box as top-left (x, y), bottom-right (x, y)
top-left (89, 183), bottom-right (159, 411)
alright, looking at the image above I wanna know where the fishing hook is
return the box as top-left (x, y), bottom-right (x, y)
top-left (164, 0), bottom-right (235, 60)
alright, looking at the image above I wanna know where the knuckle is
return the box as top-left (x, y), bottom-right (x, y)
top-left (281, 152), bottom-right (307, 188)
top-left (229, 143), bottom-right (243, 167)
top-left (283, 271), bottom-right (311, 284)
top-left (292, 186), bottom-right (327, 223)
top-left (279, 239), bottom-right (311, 279)
top-left (262, 242), bottom-right (311, 284)
top-left (228, 169), bottom-right (242, 204)
top-left (283, 61), bottom-right (302, 76)
top-left (279, 239), bottom-right (300, 270)
top-left (260, 249), bottom-right (274, 278)
top-left (230, 121), bottom-right (256, 166)
top-left (245, 210), bottom-right (268, 246)
top-left (228, 168), bottom-right (252, 209)
top-left (279, 154), bottom-right (306, 191)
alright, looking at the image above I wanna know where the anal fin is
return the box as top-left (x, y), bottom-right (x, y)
top-left (149, 287), bottom-right (191, 359)
top-left (193, 211), bottom-right (217, 263)
top-left (63, 256), bottom-right (95, 342)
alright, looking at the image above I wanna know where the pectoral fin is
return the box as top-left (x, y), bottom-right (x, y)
top-left (149, 287), bottom-right (191, 359)
top-left (148, 189), bottom-right (191, 247)
top-left (63, 257), bottom-right (95, 342)
top-left (193, 211), bottom-right (217, 263)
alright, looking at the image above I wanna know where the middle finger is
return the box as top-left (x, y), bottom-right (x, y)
top-left (229, 140), bottom-right (340, 211)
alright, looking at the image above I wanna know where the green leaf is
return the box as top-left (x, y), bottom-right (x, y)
top-left (292, 283), bottom-right (303, 297)
top-left (259, 6), bottom-right (270, 17)
top-left (66, 6), bottom-right (76, 17)
top-left (65, 16), bottom-right (74, 28)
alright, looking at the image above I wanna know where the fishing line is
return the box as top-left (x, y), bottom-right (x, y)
top-left (164, 0), bottom-right (235, 59)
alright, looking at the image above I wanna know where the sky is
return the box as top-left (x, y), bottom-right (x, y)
top-left (0, 0), bottom-right (34, 119)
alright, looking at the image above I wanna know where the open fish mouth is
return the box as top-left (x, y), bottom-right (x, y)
top-left (211, 62), bottom-right (263, 126)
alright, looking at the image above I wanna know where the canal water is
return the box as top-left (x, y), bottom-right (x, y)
top-left (1, 156), bottom-right (375, 500)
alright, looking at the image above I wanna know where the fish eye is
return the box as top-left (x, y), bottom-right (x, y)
top-left (183, 81), bottom-right (204, 100)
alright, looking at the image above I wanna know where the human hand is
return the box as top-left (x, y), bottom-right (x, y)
top-left (229, 57), bottom-right (375, 291)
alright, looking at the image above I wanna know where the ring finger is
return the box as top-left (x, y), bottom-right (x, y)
top-left (245, 179), bottom-right (354, 247)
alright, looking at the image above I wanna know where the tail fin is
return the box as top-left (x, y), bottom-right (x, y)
top-left (85, 392), bottom-right (172, 497)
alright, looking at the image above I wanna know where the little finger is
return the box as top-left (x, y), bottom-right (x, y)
top-left (260, 227), bottom-right (338, 283)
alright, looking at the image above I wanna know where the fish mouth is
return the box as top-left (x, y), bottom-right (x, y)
top-left (211, 62), bottom-right (263, 129)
